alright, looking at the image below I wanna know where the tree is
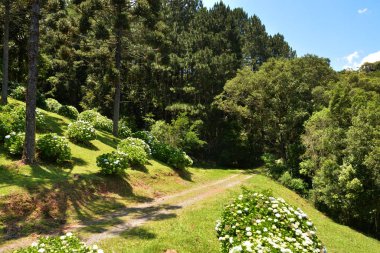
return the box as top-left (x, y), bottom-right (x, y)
top-left (23, 0), bottom-right (40, 164)
top-left (1, 0), bottom-right (10, 105)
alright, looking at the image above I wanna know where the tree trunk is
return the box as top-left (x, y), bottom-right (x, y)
top-left (1, 0), bottom-right (10, 105)
top-left (23, 0), bottom-right (40, 164)
top-left (112, 23), bottom-right (123, 137)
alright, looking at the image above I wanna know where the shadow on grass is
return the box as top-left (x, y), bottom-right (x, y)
top-left (72, 141), bottom-right (99, 151)
top-left (43, 114), bottom-right (68, 135)
top-left (174, 168), bottom-right (193, 182)
top-left (131, 164), bottom-right (149, 173)
top-left (96, 132), bottom-right (119, 149)
top-left (120, 227), bottom-right (156, 240)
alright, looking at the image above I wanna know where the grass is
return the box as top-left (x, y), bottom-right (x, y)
top-left (0, 99), bottom-right (239, 243)
top-left (97, 174), bottom-right (380, 253)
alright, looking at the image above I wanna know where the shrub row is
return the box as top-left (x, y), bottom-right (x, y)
top-left (3, 132), bottom-right (71, 163)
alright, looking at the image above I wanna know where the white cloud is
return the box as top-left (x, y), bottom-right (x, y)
top-left (358, 8), bottom-right (368, 14)
top-left (343, 51), bottom-right (361, 70)
top-left (360, 51), bottom-right (380, 65)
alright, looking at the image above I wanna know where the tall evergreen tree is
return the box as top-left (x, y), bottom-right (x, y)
top-left (1, 0), bottom-right (10, 104)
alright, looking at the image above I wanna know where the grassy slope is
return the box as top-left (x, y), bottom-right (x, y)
top-left (98, 175), bottom-right (380, 253)
top-left (0, 99), bottom-right (237, 242)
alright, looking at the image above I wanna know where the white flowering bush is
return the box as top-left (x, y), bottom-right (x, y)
top-left (94, 116), bottom-right (113, 133)
top-left (118, 119), bottom-right (132, 138)
top-left (118, 137), bottom-right (151, 156)
top-left (4, 132), bottom-right (25, 156)
top-left (78, 109), bottom-right (100, 124)
top-left (13, 232), bottom-right (104, 253)
top-left (78, 110), bottom-right (113, 133)
top-left (66, 121), bottom-right (96, 144)
top-left (45, 98), bottom-right (62, 113)
top-left (132, 131), bottom-right (158, 147)
top-left (96, 151), bottom-right (129, 175)
top-left (216, 189), bottom-right (324, 253)
top-left (37, 134), bottom-right (72, 163)
top-left (58, 105), bottom-right (79, 119)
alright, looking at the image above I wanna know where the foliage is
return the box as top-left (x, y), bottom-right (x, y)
top-left (150, 114), bottom-right (206, 153)
top-left (36, 134), bottom-right (71, 163)
top-left (117, 145), bottom-right (149, 167)
top-left (10, 86), bottom-right (26, 101)
top-left (4, 132), bottom-right (25, 156)
top-left (78, 110), bottom-right (100, 124)
top-left (132, 131), bottom-right (158, 147)
top-left (96, 151), bottom-right (129, 175)
top-left (301, 75), bottom-right (380, 235)
top-left (279, 172), bottom-right (307, 195)
top-left (58, 105), bottom-right (79, 119)
top-left (118, 137), bottom-right (151, 156)
top-left (216, 189), bottom-right (323, 253)
top-left (261, 153), bottom-right (288, 180)
top-left (14, 232), bottom-right (103, 253)
top-left (118, 119), bottom-right (132, 138)
top-left (45, 98), bottom-right (62, 113)
top-left (151, 142), bottom-right (193, 170)
top-left (66, 120), bottom-right (96, 144)
top-left (78, 110), bottom-right (113, 133)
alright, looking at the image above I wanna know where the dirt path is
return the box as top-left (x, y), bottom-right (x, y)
top-left (0, 173), bottom-right (252, 252)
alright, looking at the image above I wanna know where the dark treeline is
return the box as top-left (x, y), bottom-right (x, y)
top-left (1, 0), bottom-right (379, 238)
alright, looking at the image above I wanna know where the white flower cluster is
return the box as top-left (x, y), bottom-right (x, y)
top-left (216, 191), bottom-right (324, 253)
top-left (18, 232), bottom-right (103, 253)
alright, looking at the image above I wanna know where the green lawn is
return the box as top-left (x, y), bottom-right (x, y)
top-left (97, 174), bottom-right (380, 253)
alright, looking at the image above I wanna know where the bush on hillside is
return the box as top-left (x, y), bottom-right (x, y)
top-left (151, 142), bottom-right (193, 169)
top-left (45, 98), bottom-right (62, 113)
top-left (96, 151), bottom-right (129, 175)
top-left (118, 119), bottom-right (132, 138)
top-left (4, 132), bottom-right (25, 156)
top-left (279, 172), bottom-right (308, 195)
top-left (0, 112), bottom-right (12, 141)
top-left (95, 115), bottom-right (113, 133)
top-left (118, 145), bottom-right (148, 167)
top-left (118, 137), bottom-right (151, 156)
top-left (66, 121), bottom-right (96, 143)
top-left (14, 232), bottom-right (103, 253)
top-left (37, 134), bottom-right (71, 163)
top-left (78, 109), bottom-right (100, 124)
top-left (261, 153), bottom-right (288, 180)
top-left (58, 105), bottom-right (79, 119)
top-left (216, 189), bottom-right (324, 253)
top-left (10, 86), bottom-right (26, 101)
top-left (132, 131), bottom-right (158, 147)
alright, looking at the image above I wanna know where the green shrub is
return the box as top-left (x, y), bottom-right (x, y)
top-left (216, 189), bottom-right (324, 253)
top-left (261, 153), bottom-right (288, 180)
top-left (4, 132), bottom-right (25, 156)
top-left (132, 131), bottom-right (158, 147)
top-left (37, 134), bottom-right (71, 163)
top-left (78, 109), bottom-right (100, 124)
top-left (95, 115), bottom-right (113, 132)
top-left (67, 121), bottom-right (96, 143)
top-left (0, 112), bottom-right (12, 141)
top-left (118, 119), bottom-right (132, 138)
top-left (10, 86), bottom-right (26, 101)
top-left (45, 98), bottom-right (62, 113)
top-left (151, 142), bottom-right (193, 169)
top-left (78, 110), bottom-right (113, 133)
top-left (58, 105), bottom-right (79, 119)
top-left (14, 232), bottom-right (104, 253)
top-left (118, 145), bottom-right (148, 167)
top-left (118, 137), bottom-right (151, 156)
top-left (96, 151), bottom-right (129, 175)
top-left (279, 171), bottom-right (308, 195)
top-left (0, 105), bottom-right (47, 133)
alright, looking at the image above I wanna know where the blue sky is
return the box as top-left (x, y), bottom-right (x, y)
top-left (203, 0), bottom-right (380, 70)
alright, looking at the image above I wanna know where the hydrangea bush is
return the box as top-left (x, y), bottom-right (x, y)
top-left (37, 134), bottom-right (72, 163)
top-left (67, 121), bottom-right (96, 143)
top-left (216, 189), bottom-right (324, 253)
top-left (118, 137), bottom-right (151, 156)
top-left (45, 98), bottom-right (62, 113)
top-left (58, 105), bottom-right (79, 119)
top-left (132, 131), bottom-right (158, 147)
top-left (4, 132), bottom-right (25, 156)
top-left (78, 109), bottom-right (100, 124)
top-left (78, 110), bottom-right (113, 133)
top-left (96, 151), bottom-right (129, 175)
top-left (151, 142), bottom-right (193, 170)
top-left (118, 119), bottom-right (132, 138)
top-left (14, 232), bottom-right (103, 253)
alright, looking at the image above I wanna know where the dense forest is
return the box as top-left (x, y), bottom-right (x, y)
top-left (0, 0), bottom-right (379, 240)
